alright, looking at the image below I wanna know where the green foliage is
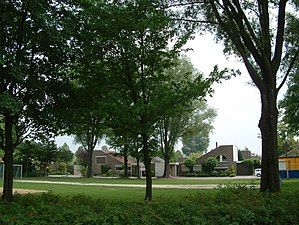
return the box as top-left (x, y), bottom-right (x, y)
top-left (101, 165), bottom-right (111, 174)
top-left (170, 150), bottom-right (184, 163)
top-left (243, 159), bottom-right (261, 170)
top-left (56, 143), bottom-right (73, 164)
top-left (75, 147), bottom-right (88, 167)
top-left (204, 157), bottom-right (218, 172)
top-left (1, 191), bottom-right (298, 225)
top-left (14, 140), bottom-right (59, 177)
top-left (277, 119), bottom-right (298, 156)
top-left (184, 158), bottom-right (196, 169)
top-left (181, 101), bottom-right (217, 156)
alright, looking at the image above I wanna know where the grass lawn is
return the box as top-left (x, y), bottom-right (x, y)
top-left (0, 176), bottom-right (259, 202)
top-left (1, 177), bottom-right (298, 202)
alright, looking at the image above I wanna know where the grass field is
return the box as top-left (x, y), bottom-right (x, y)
top-left (1, 177), bottom-right (298, 202)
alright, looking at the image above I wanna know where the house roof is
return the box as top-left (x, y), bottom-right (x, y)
top-left (107, 152), bottom-right (136, 165)
top-left (280, 149), bottom-right (299, 158)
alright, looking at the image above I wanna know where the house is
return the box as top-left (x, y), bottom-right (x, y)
top-left (279, 149), bottom-right (299, 178)
top-left (92, 150), bottom-right (134, 176)
top-left (92, 150), bottom-right (167, 177)
top-left (196, 145), bottom-right (239, 171)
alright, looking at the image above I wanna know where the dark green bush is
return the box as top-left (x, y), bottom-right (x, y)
top-left (1, 190), bottom-right (298, 225)
top-left (101, 165), bottom-right (111, 174)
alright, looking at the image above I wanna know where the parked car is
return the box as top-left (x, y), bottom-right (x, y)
top-left (254, 168), bottom-right (261, 177)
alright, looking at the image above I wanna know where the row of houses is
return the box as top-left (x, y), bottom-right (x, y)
top-left (74, 144), bottom-right (298, 178)
top-left (75, 145), bottom-right (256, 177)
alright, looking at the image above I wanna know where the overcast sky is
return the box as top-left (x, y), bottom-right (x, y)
top-left (55, 33), bottom-right (286, 155)
top-left (184, 34), bottom-right (262, 154)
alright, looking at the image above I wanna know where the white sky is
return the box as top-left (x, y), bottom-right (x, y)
top-left (184, 34), bottom-right (262, 154)
top-left (55, 33), bottom-right (286, 156)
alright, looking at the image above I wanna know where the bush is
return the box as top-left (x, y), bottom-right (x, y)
top-left (101, 165), bottom-right (111, 174)
top-left (1, 190), bottom-right (298, 225)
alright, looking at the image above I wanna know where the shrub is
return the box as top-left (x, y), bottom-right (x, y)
top-left (101, 165), bottom-right (111, 174)
top-left (1, 190), bottom-right (298, 225)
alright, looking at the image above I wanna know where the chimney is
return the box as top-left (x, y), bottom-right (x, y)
top-left (216, 142), bottom-right (218, 148)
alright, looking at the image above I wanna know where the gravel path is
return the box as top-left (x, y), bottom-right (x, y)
top-left (0, 188), bottom-right (45, 194)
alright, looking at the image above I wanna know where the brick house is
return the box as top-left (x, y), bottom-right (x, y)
top-left (92, 150), bottom-right (166, 177)
top-left (196, 145), bottom-right (239, 170)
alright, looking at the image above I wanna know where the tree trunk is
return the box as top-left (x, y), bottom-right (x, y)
top-left (163, 155), bottom-right (170, 178)
top-left (142, 133), bottom-right (152, 201)
top-left (136, 155), bottom-right (141, 179)
top-left (86, 150), bottom-right (93, 178)
top-left (123, 144), bottom-right (129, 178)
top-left (259, 90), bottom-right (280, 192)
top-left (2, 115), bottom-right (14, 202)
top-left (162, 140), bottom-right (171, 178)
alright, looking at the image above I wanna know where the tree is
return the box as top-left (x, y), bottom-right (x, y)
top-left (170, 150), bottom-right (184, 163)
top-left (95, 1), bottom-right (212, 201)
top-left (34, 140), bottom-right (58, 176)
top-left (280, 73), bottom-right (299, 136)
top-left (205, 157), bottom-right (218, 173)
top-left (106, 129), bottom-right (137, 178)
top-left (277, 120), bottom-right (298, 156)
top-left (14, 140), bottom-right (38, 177)
top-left (57, 143), bottom-right (73, 164)
top-left (0, 0), bottom-right (75, 201)
top-left (167, 0), bottom-right (299, 192)
top-left (74, 131), bottom-right (103, 178)
top-left (75, 147), bottom-right (89, 168)
top-left (182, 135), bottom-right (209, 156)
top-left (157, 57), bottom-right (215, 178)
top-left (15, 139), bottom-right (59, 176)
top-left (184, 157), bottom-right (196, 173)
top-left (184, 152), bottom-right (201, 173)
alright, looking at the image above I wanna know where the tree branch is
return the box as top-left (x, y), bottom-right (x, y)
top-left (277, 48), bottom-right (299, 92)
top-left (209, 1), bottom-right (264, 91)
top-left (170, 17), bottom-right (219, 24)
top-left (163, 1), bottom-right (205, 9)
top-left (272, 0), bottom-right (288, 73)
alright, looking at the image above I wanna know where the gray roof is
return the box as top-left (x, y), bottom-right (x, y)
top-left (280, 149), bottom-right (299, 157)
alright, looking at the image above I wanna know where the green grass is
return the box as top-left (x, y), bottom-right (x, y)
top-left (1, 177), bottom-right (298, 202)
top-left (21, 176), bottom-right (261, 185)
top-left (10, 181), bottom-right (210, 202)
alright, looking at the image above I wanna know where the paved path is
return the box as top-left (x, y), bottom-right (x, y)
top-left (15, 180), bottom-right (259, 189)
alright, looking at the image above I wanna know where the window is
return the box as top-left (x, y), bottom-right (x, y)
top-left (95, 156), bottom-right (106, 165)
top-left (216, 155), bottom-right (228, 162)
top-left (115, 165), bottom-right (132, 171)
top-left (115, 165), bottom-right (124, 171)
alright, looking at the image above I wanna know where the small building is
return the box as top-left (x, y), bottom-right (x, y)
top-left (279, 149), bottom-right (299, 178)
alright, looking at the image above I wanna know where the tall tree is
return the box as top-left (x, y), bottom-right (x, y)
top-left (181, 101), bottom-right (216, 156)
top-left (167, 0), bottom-right (299, 192)
top-left (100, 1), bottom-right (211, 201)
top-left (157, 56), bottom-right (216, 177)
top-left (0, 0), bottom-right (75, 201)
